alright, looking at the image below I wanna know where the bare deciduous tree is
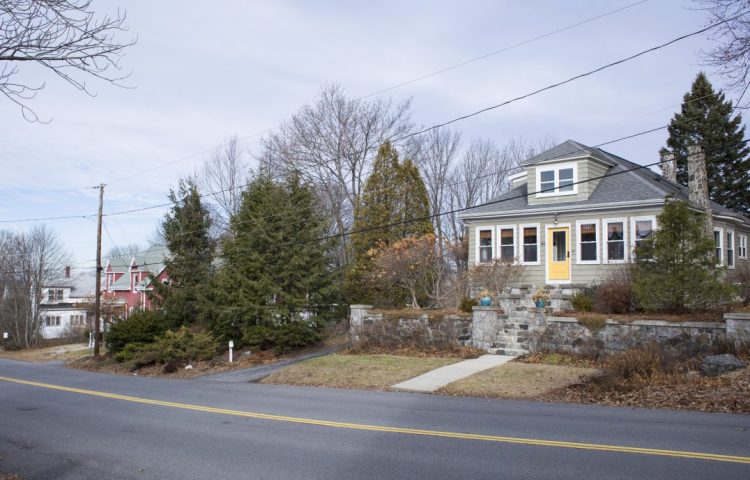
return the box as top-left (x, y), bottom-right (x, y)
top-left (698, 0), bottom-right (750, 103)
top-left (0, 0), bottom-right (135, 121)
top-left (259, 83), bottom-right (414, 264)
top-left (199, 135), bottom-right (250, 230)
top-left (105, 242), bottom-right (144, 262)
top-left (0, 225), bottom-right (69, 347)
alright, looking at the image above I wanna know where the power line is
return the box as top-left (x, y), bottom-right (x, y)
top-left (101, 1), bottom-right (651, 187)
top-left (2, 14), bottom-right (742, 226)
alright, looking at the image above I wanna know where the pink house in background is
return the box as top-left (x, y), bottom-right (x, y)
top-left (103, 245), bottom-right (170, 314)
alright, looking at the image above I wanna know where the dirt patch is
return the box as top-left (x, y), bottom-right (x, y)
top-left (516, 352), bottom-right (598, 368)
top-left (343, 345), bottom-right (483, 359)
top-left (438, 363), bottom-right (600, 399)
top-left (262, 354), bottom-right (457, 390)
top-left (541, 368), bottom-right (750, 414)
top-left (0, 343), bottom-right (90, 363)
top-left (553, 311), bottom-right (724, 323)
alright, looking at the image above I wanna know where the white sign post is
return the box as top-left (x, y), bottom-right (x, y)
top-left (228, 340), bottom-right (234, 363)
top-left (2, 332), bottom-right (7, 352)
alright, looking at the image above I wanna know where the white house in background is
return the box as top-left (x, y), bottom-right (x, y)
top-left (39, 267), bottom-right (96, 339)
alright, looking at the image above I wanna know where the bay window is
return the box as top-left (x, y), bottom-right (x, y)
top-left (739, 234), bottom-right (748, 259)
top-left (714, 228), bottom-right (723, 264)
top-left (727, 230), bottom-right (735, 268)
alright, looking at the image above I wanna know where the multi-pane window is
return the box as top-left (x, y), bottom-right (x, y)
top-left (727, 231), bottom-right (735, 268)
top-left (714, 229), bottom-right (723, 263)
top-left (45, 316), bottom-right (61, 327)
top-left (478, 229), bottom-right (493, 263)
top-left (540, 171), bottom-right (555, 193)
top-left (70, 314), bottom-right (85, 326)
top-left (579, 222), bottom-right (598, 262)
top-left (47, 289), bottom-right (63, 302)
top-left (537, 164), bottom-right (577, 196)
top-left (522, 226), bottom-right (538, 263)
top-left (633, 219), bottom-right (655, 257)
top-left (739, 234), bottom-right (748, 259)
top-left (558, 168), bottom-right (574, 192)
top-left (499, 227), bottom-right (515, 259)
top-left (606, 221), bottom-right (625, 261)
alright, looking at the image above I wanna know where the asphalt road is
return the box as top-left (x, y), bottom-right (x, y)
top-left (1, 358), bottom-right (749, 480)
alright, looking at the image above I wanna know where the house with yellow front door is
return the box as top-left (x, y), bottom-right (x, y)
top-left (459, 140), bottom-right (750, 291)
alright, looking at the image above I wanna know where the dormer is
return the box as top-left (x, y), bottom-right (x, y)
top-left (523, 140), bottom-right (615, 205)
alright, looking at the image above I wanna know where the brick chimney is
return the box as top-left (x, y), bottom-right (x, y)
top-left (64, 266), bottom-right (71, 279)
top-left (659, 152), bottom-right (676, 183)
top-left (687, 145), bottom-right (713, 234)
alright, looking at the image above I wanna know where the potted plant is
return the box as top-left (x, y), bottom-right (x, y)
top-left (531, 285), bottom-right (550, 308)
top-left (478, 288), bottom-right (492, 306)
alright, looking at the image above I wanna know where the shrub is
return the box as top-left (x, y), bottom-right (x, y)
top-left (242, 318), bottom-right (324, 354)
top-left (594, 266), bottom-right (634, 314)
top-left (459, 297), bottom-right (478, 313)
top-left (571, 289), bottom-right (594, 312)
top-left (606, 347), bottom-right (661, 382)
top-left (632, 200), bottom-right (738, 312)
top-left (114, 342), bottom-right (161, 369)
top-left (107, 310), bottom-right (166, 354)
top-left (155, 327), bottom-right (218, 364)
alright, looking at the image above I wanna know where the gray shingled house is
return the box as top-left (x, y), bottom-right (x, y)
top-left (459, 140), bottom-right (750, 292)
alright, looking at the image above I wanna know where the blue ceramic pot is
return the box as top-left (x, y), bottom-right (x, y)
top-left (535, 299), bottom-right (546, 308)
top-left (479, 296), bottom-right (492, 306)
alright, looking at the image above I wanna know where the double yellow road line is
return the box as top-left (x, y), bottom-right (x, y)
top-left (1, 374), bottom-right (749, 465)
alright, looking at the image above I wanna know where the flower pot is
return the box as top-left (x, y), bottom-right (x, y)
top-left (534, 299), bottom-right (546, 308)
top-left (479, 296), bottom-right (492, 306)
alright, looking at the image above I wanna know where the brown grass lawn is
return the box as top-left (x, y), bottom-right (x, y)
top-left (0, 343), bottom-right (90, 363)
top-left (262, 354), bottom-right (458, 390)
top-left (438, 363), bottom-right (600, 399)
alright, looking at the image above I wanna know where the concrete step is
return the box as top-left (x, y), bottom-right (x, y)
top-left (490, 347), bottom-right (529, 356)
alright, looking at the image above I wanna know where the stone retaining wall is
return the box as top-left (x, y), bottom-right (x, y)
top-left (349, 305), bottom-right (472, 344)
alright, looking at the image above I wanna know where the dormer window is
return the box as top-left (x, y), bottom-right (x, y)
top-left (536, 163), bottom-right (578, 197)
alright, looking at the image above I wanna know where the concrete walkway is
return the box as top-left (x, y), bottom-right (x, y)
top-left (391, 354), bottom-right (514, 393)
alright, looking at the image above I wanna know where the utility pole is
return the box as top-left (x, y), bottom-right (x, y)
top-left (94, 183), bottom-right (105, 358)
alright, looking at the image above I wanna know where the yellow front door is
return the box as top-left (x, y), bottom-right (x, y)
top-left (547, 227), bottom-right (570, 281)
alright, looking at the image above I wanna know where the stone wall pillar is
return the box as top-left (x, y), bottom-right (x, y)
top-left (472, 306), bottom-right (500, 349)
top-left (349, 305), bottom-right (373, 340)
top-left (725, 312), bottom-right (750, 347)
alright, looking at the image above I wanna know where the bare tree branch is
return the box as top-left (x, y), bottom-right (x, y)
top-left (0, 0), bottom-right (135, 121)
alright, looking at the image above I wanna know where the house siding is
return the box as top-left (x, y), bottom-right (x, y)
top-left (469, 207), bottom-right (663, 286)
top-left (468, 208), bottom-right (750, 287)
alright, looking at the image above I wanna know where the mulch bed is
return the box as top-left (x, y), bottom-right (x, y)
top-left (342, 345), bottom-right (484, 359)
top-left (538, 369), bottom-right (750, 414)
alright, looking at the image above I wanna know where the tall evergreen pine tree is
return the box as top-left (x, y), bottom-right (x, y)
top-left (153, 178), bottom-right (215, 329)
top-left (346, 141), bottom-right (433, 304)
top-left (662, 72), bottom-right (750, 215)
top-left (207, 173), bottom-right (335, 341)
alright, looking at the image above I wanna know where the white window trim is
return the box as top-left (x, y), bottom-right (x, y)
top-left (727, 228), bottom-right (735, 269)
top-left (576, 220), bottom-right (600, 265)
top-left (714, 227), bottom-right (724, 266)
top-left (497, 225), bottom-right (518, 261)
top-left (544, 223), bottom-right (572, 285)
top-left (519, 223), bottom-right (541, 265)
top-left (475, 226), bottom-right (495, 264)
top-left (535, 162), bottom-right (579, 198)
top-left (630, 215), bottom-right (657, 260)
top-left (739, 234), bottom-right (748, 260)
top-left (132, 272), bottom-right (139, 293)
top-left (602, 218), bottom-right (629, 264)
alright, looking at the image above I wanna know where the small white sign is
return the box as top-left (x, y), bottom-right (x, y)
top-left (2, 332), bottom-right (7, 339)
top-left (228, 340), bottom-right (234, 349)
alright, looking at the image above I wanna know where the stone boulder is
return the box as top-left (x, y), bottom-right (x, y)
top-left (700, 354), bottom-right (747, 377)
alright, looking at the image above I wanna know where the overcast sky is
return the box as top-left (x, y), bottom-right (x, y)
top-left (0, 0), bottom-right (737, 271)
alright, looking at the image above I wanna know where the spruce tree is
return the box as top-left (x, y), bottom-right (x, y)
top-left (632, 200), bottom-right (736, 312)
top-left (153, 178), bottom-right (215, 329)
top-left (662, 72), bottom-right (750, 215)
top-left (346, 141), bottom-right (433, 304)
top-left (208, 173), bottom-right (335, 341)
